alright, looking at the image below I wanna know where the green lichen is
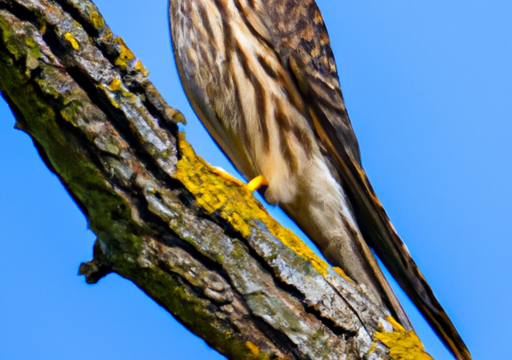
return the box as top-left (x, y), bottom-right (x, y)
top-left (0, 21), bottom-right (143, 259)
top-left (125, 264), bottom-right (275, 360)
top-left (0, 22), bottom-right (43, 75)
top-left (23, 36), bottom-right (42, 59)
top-left (0, 9), bottom-right (282, 360)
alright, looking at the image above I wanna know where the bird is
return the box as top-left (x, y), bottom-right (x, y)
top-left (168, 0), bottom-right (471, 359)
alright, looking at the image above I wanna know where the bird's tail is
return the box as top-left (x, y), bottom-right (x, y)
top-left (304, 104), bottom-right (471, 359)
top-left (336, 153), bottom-right (472, 360)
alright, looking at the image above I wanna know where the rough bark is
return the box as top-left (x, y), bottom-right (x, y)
top-left (0, 0), bottom-right (433, 359)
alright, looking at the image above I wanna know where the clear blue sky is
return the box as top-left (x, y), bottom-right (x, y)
top-left (1, 1), bottom-right (510, 359)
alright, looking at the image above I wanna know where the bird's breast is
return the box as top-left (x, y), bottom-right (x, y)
top-left (170, 0), bottom-right (321, 205)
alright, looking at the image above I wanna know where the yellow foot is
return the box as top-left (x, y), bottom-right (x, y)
top-left (209, 166), bottom-right (246, 187)
top-left (247, 175), bottom-right (269, 192)
top-left (209, 166), bottom-right (268, 193)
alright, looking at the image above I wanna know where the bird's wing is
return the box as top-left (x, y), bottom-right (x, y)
top-left (290, 51), bottom-right (472, 360)
top-left (244, 2), bottom-right (471, 359)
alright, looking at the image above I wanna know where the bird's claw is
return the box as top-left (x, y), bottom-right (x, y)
top-left (247, 175), bottom-right (269, 192)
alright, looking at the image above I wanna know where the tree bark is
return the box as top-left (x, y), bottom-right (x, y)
top-left (0, 0), bottom-right (433, 359)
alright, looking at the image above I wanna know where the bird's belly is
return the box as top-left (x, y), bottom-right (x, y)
top-left (171, 0), bottom-right (321, 205)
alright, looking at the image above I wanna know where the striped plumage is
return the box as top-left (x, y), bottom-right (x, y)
top-left (169, 1), bottom-right (471, 359)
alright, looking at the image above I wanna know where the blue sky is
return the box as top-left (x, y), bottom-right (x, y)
top-left (1, 1), bottom-right (510, 359)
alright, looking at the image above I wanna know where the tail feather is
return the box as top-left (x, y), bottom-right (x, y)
top-left (309, 118), bottom-right (471, 360)
top-left (341, 153), bottom-right (472, 360)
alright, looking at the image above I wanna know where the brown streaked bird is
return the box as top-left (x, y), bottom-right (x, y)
top-left (169, 1), bottom-right (471, 359)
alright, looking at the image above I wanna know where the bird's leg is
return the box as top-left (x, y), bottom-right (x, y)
top-left (247, 175), bottom-right (269, 192)
top-left (209, 166), bottom-right (268, 193)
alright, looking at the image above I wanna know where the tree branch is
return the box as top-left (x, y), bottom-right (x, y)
top-left (0, 0), bottom-right (432, 359)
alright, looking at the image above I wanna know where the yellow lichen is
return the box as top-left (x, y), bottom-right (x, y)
top-left (113, 37), bottom-right (135, 70)
top-left (90, 11), bottom-right (105, 29)
top-left (114, 38), bottom-right (131, 57)
top-left (105, 77), bottom-right (134, 104)
top-left (100, 28), bottom-right (114, 41)
top-left (246, 341), bottom-right (260, 356)
top-left (333, 267), bottom-right (355, 284)
top-left (134, 59), bottom-right (149, 77)
top-left (372, 316), bottom-right (434, 360)
top-left (64, 32), bottom-right (79, 50)
top-left (170, 109), bottom-right (187, 124)
top-left (73, 20), bottom-right (83, 30)
top-left (173, 133), bottom-right (331, 276)
top-left (245, 341), bottom-right (270, 360)
top-left (108, 78), bottom-right (123, 92)
top-left (112, 38), bottom-right (149, 75)
top-left (36, 18), bottom-right (47, 34)
top-left (97, 82), bottom-right (120, 109)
